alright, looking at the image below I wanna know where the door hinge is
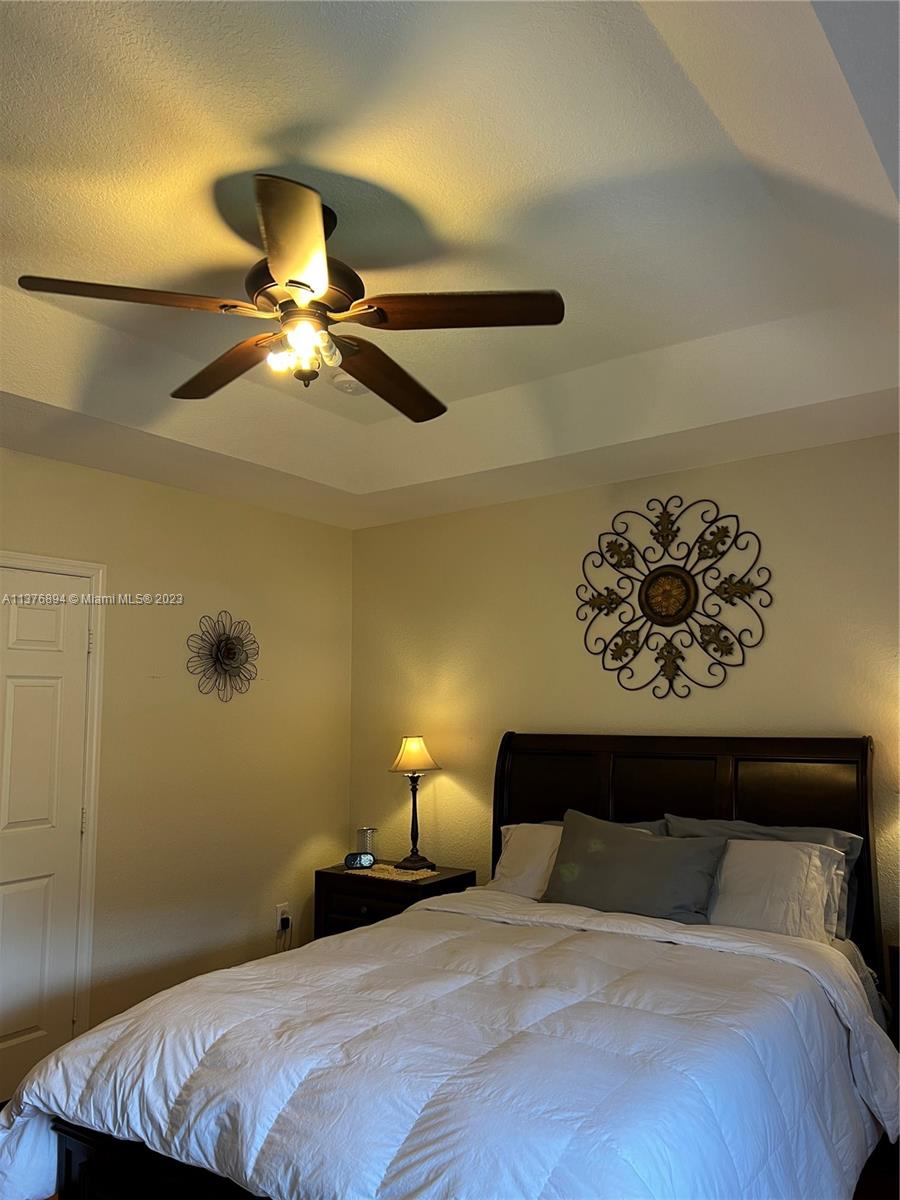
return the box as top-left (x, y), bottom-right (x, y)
top-left (80, 806), bottom-right (87, 836)
top-left (87, 626), bottom-right (94, 654)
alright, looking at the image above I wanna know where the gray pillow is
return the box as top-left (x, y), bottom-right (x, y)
top-left (544, 818), bottom-right (668, 836)
top-left (628, 818), bottom-right (669, 836)
top-left (664, 813), bottom-right (863, 939)
top-left (541, 809), bottom-right (726, 924)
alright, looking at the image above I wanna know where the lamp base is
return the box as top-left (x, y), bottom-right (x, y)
top-left (395, 851), bottom-right (436, 871)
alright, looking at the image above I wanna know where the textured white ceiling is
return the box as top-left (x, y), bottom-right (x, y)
top-left (0, 1), bottom-right (896, 524)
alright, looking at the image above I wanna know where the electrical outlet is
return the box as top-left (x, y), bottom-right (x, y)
top-left (274, 902), bottom-right (292, 934)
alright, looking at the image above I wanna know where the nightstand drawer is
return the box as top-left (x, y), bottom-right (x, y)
top-left (326, 891), bottom-right (404, 924)
top-left (314, 863), bottom-right (476, 939)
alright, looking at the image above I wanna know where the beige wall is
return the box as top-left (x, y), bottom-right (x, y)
top-left (2, 434), bottom-right (897, 1033)
top-left (350, 435), bottom-right (900, 941)
top-left (0, 448), bottom-right (352, 1024)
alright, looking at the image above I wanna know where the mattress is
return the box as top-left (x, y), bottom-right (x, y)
top-left (1, 889), bottom-right (897, 1200)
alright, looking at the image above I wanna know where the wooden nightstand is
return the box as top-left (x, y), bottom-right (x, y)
top-left (314, 863), bottom-right (476, 939)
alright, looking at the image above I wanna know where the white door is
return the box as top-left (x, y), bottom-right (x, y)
top-left (0, 568), bottom-right (90, 1096)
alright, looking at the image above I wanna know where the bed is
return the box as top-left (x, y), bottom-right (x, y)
top-left (0, 732), bottom-right (897, 1200)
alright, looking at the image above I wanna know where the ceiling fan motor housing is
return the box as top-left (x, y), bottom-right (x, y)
top-left (244, 257), bottom-right (366, 316)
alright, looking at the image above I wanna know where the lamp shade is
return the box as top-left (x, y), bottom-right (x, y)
top-left (389, 736), bottom-right (440, 774)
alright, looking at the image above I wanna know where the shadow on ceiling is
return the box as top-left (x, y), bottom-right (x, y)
top-left (214, 122), bottom-right (452, 272)
top-left (18, 158), bottom-right (899, 438)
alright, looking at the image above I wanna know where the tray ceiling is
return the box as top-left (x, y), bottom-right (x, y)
top-left (1, 1), bottom-right (896, 526)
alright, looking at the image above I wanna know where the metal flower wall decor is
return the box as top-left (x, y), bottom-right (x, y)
top-left (576, 496), bottom-right (772, 699)
top-left (186, 610), bottom-right (259, 702)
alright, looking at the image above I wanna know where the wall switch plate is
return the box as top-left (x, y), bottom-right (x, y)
top-left (275, 902), bottom-right (292, 933)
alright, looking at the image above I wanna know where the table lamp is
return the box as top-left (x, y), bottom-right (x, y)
top-left (389, 736), bottom-right (440, 870)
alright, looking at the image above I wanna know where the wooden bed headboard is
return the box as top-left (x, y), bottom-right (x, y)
top-left (492, 732), bottom-right (883, 977)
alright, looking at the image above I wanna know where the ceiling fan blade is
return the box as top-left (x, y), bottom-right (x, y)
top-left (254, 175), bottom-right (329, 300)
top-left (332, 335), bottom-right (446, 423)
top-left (335, 290), bottom-right (565, 330)
top-left (171, 332), bottom-right (282, 400)
top-left (18, 275), bottom-right (269, 319)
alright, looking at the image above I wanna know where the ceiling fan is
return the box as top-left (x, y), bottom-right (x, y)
top-left (19, 175), bottom-right (565, 423)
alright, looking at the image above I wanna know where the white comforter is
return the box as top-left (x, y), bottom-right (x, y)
top-left (1, 890), bottom-right (897, 1200)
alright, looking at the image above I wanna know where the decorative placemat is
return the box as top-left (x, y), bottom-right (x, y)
top-left (346, 863), bottom-right (439, 881)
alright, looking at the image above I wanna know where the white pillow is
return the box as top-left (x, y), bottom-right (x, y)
top-left (709, 839), bottom-right (845, 944)
top-left (486, 823), bottom-right (562, 899)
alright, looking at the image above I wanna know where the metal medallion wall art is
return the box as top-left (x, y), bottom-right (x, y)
top-left (576, 497), bottom-right (772, 699)
top-left (186, 610), bottom-right (259, 702)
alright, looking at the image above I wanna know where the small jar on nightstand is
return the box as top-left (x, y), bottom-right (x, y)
top-left (314, 862), bottom-right (476, 938)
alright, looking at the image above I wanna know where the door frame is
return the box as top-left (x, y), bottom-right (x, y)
top-left (0, 549), bottom-right (106, 1037)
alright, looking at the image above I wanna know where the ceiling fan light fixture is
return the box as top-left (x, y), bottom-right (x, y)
top-left (265, 325), bottom-right (341, 383)
top-left (266, 347), bottom-right (295, 373)
top-left (266, 342), bottom-right (320, 382)
top-left (274, 317), bottom-right (343, 380)
top-left (316, 328), bottom-right (342, 368)
top-left (293, 366), bottom-right (319, 388)
top-left (284, 318), bottom-right (322, 365)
